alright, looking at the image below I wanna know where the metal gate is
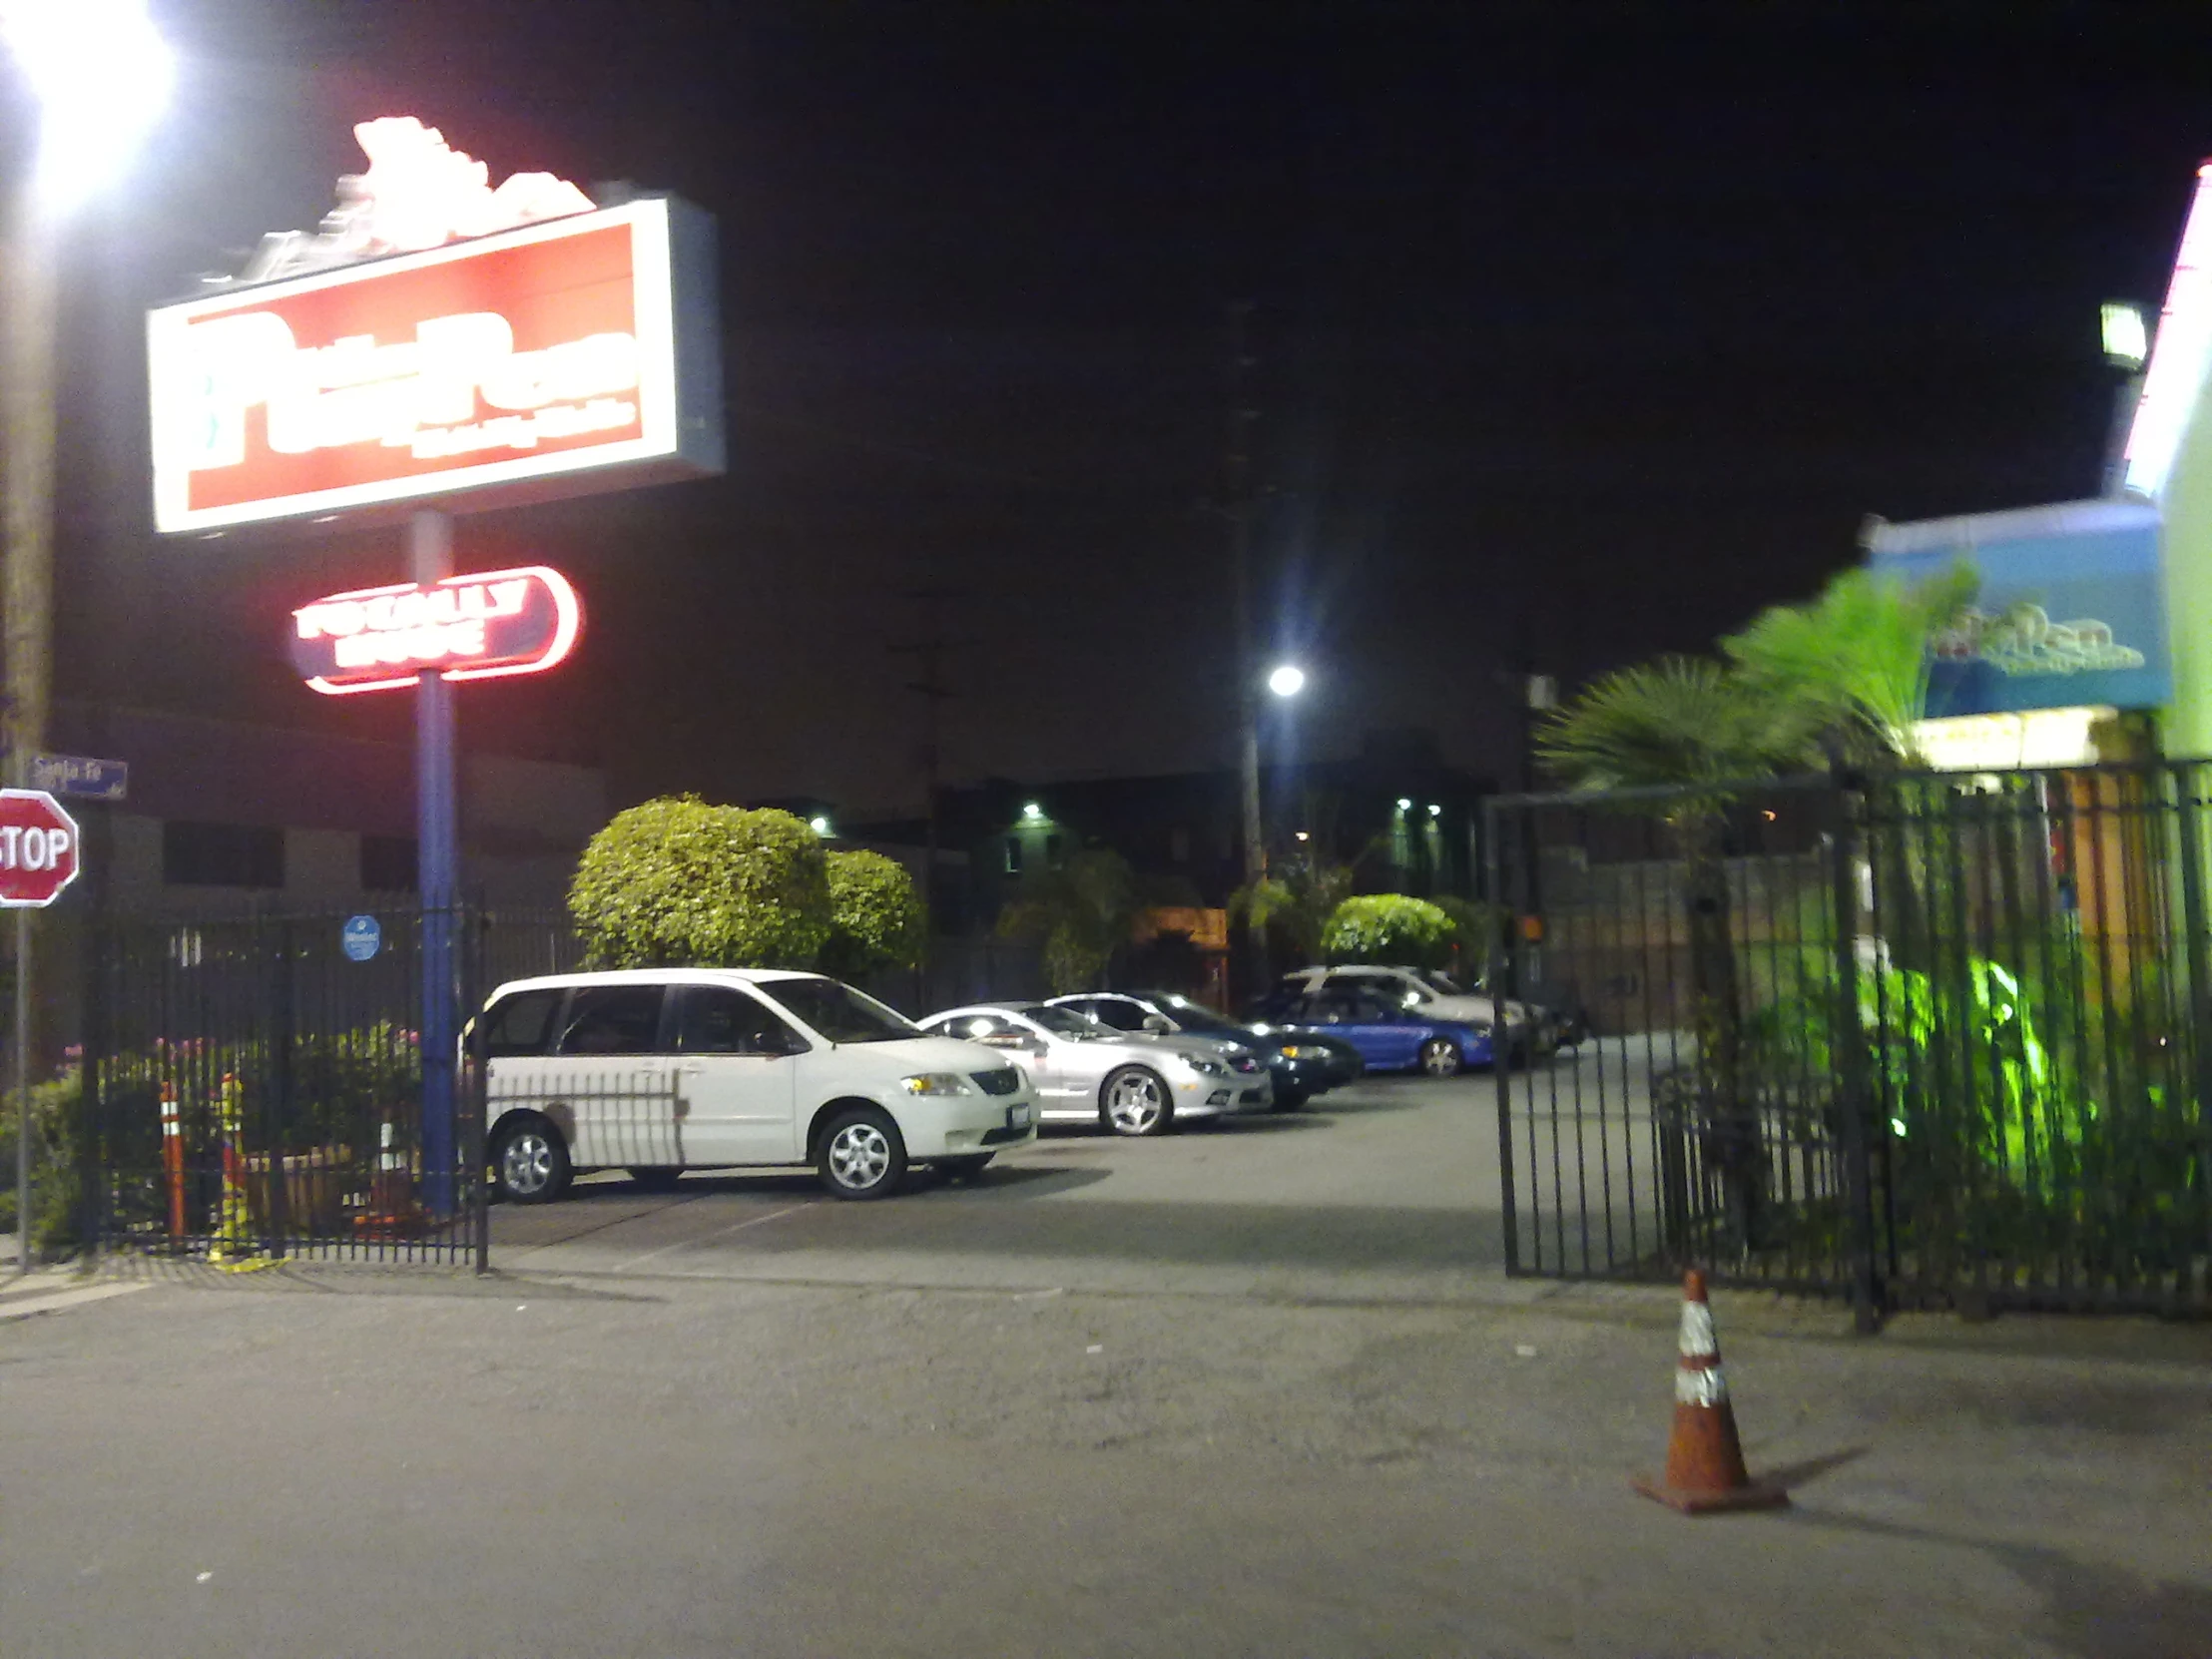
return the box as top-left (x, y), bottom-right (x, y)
top-left (1486, 764), bottom-right (2212, 1322)
top-left (80, 905), bottom-right (579, 1266)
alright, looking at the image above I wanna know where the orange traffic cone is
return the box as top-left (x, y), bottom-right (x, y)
top-left (1632, 1270), bottom-right (1788, 1513)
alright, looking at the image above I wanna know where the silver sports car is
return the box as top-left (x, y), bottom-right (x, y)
top-left (916, 1000), bottom-right (1273, 1136)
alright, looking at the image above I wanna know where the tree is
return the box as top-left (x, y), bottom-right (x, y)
top-left (996, 848), bottom-right (1139, 994)
top-left (1230, 854), bottom-right (1355, 967)
top-left (820, 848), bottom-right (925, 980)
top-left (1320, 893), bottom-right (1457, 969)
top-left (1721, 563), bottom-right (1977, 768)
top-left (569, 797), bottom-right (832, 969)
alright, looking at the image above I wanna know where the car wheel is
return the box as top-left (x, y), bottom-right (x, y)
top-left (1418, 1038), bottom-right (1464, 1078)
top-left (1100, 1066), bottom-right (1173, 1137)
top-left (491, 1114), bottom-right (570, 1204)
top-left (1272, 1089), bottom-right (1308, 1112)
top-left (628, 1166), bottom-right (683, 1193)
top-left (818, 1107), bottom-right (908, 1200)
top-left (935, 1153), bottom-right (996, 1181)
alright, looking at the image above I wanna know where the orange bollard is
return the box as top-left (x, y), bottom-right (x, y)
top-left (1632, 1270), bottom-right (1789, 1513)
top-left (160, 1081), bottom-right (186, 1241)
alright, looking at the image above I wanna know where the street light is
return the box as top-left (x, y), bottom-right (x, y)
top-left (1266, 663), bottom-right (1306, 699)
top-left (1, 0), bottom-right (172, 1275)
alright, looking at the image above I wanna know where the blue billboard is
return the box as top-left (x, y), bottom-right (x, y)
top-left (1865, 498), bottom-right (2169, 717)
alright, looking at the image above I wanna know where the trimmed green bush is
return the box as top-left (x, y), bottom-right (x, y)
top-left (822, 848), bottom-right (925, 979)
top-left (569, 798), bottom-right (832, 969)
top-left (1320, 893), bottom-right (1457, 969)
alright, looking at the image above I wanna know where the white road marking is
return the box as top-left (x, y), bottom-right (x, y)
top-left (606, 1202), bottom-right (814, 1273)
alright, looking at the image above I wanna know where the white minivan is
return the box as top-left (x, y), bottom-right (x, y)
top-left (473, 968), bottom-right (1039, 1202)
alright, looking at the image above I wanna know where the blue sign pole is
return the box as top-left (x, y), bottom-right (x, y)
top-left (413, 510), bottom-right (458, 1217)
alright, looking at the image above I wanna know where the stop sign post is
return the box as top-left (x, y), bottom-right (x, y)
top-left (2, 790), bottom-right (79, 1278)
top-left (0, 791), bottom-right (79, 909)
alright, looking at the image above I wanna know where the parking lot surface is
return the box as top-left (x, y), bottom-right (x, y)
top-left (492, 1065), bottom-right (1527, 1301)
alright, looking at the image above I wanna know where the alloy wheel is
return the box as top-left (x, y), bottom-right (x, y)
top-left (828, 1121), bottom-right (892, 1191)
top-left (1106, 1071), bottom-right (1166, 1134)
top-left (501, 1130), bottom-right (555, 1197)
top-left (1420, 1039), bottom-right (1462, 1078)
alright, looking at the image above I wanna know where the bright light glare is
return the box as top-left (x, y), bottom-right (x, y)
top-left (1020, 801), bottom-right (1045, 823)
top-left (2102, 301), bottom-right (2148, 369)
top-left (1, 0), bottom-right (175, 203)
top-left (808, 816), bottom-right (830, 836)
top-left (1266, 664), bottom-right (1306, 698)
top-left (1394, 798), bottom-right (1412, 812)
top-left (2123, 163), bottom-right (2212, 499)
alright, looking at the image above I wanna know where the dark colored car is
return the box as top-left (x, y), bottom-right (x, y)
top-left (1047, 990), bottom-right (1361, 1108)
top-left (1247, 987), bottom-right (1495, 1078)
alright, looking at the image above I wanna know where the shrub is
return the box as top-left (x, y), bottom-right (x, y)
top-left (1320, 893), bottom-right (1457, 969)
top-left (569, 798), bottom-right (832, 968)
top-left (821, 849), bottom-right (925, 979)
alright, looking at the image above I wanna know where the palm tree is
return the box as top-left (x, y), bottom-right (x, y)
top-left (1721, 563), bottom-right (1977, 768)
top-left (996, 848), bottom-right (1140, 994)
top-left (1537, 657), bottom-right (1812, 1253)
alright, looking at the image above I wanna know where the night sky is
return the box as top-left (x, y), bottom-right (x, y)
top-left (29, 1), bottom-right (2212, 814)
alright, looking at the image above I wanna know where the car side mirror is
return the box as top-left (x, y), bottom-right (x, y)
top-left (1141, 1014), bottom-right (1173, 1034)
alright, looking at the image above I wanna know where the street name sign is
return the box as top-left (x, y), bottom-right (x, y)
top-left (29, 753), bottom-right (128, 802)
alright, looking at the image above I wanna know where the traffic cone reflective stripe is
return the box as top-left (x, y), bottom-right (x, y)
top-left (1633, 1270), bottom-right (1787, 1514)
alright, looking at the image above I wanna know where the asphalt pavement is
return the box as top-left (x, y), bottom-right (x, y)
top-left (3, 1057), bottom-right (2209, 1658)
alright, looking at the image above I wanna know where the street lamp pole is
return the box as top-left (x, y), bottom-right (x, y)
top-left (1223, 302), bottom-right (1267, 992)
top-left (1, 0), bottom-right (173, 1270)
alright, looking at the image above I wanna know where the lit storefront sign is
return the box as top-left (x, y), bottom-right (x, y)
top-left (1913, 708), bottom-right (2111, 773)
top-left (149, 122), bottom-right (721, 533)
top-left (289, 565), bottom-right (581, 695)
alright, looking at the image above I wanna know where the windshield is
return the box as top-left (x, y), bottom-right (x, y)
top-left (1152, 995), bottom-right (1239, 1035)
top-left (1421, 970), bottom-right (1465, 995)
top-left (761, 978), bottom-right (920, 1043)
top-left (1017, 1004), bottom-right (1104, 1037)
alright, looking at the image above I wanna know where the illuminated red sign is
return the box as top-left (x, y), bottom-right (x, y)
top-left (149, 197), bottom-right (722, 533)
top-left (290, 566), bottom-right (581, 695)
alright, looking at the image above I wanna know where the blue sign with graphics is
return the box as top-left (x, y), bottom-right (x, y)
top-left (1867, 499), bottom-right (2169, 717)
top-left (341, 914), bottom-right (382, 963)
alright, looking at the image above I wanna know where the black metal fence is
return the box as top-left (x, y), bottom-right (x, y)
top-left (1487, 763), bottom-right (2212, 1322)
top-left (77, 904), bottom-right (579, 1266)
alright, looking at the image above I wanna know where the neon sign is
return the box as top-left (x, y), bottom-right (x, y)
top-left (149, 193), bottom-right (722, 532)
top-left (290, 566), bottom-right (581, 695)
top-left (2122, 162), bottom-right (2212, 500)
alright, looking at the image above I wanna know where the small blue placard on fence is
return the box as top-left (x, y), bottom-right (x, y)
top-left (341, 914), bottom-right (381, 963)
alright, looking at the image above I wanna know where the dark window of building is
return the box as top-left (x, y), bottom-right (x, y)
top-left (1170, 827), bottom-right (1190, 863)
top-left (163, 821), bottom-right (284, 888)
top-left (360, 834), bottom-right (418, 892)
top-left (1004, 835), bottom-right (1022, 874)
top-left (481, 989), bottom-right (563, 1057)
top-left (554, 986), bottom-right (668, 1055)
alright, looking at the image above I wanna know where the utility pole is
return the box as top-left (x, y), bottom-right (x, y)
top-left (892, 587), bottom-right (971, 1001)
top-left (1222, 301), bottom-right (1267, 993)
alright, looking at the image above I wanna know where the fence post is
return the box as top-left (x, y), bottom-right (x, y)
top-left (1485, 798), bottom-right (1520, 1277)
top-left (2171, 764), bottom-right (2212, 1305)
top-left (1825, 776), bottom-right (1882, 1333)
top-left (264, 917), bottom-right (293, 1258)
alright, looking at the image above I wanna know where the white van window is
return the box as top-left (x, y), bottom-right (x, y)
top-left (483, 989), bottom-right (562, 1057)
top-left (556, 985), bottom-right (667, 1055)
top-left (678, 988), bottom-right (805, 1056)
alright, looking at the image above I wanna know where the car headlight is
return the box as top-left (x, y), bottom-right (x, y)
top-left (1278, 1044), bottom-right (1327, 1059)
top-left (1178, 1056), bottom-right (1228, 1076)
top-left (899, 1073), bottom-right (974, 1097)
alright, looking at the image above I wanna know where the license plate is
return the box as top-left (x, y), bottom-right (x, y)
top-left (1007, 1104), bottom-right (1033, 1129)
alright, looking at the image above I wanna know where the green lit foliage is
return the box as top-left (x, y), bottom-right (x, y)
top-left (1230, 856), bottom-right (1354, 965)
top-left (1320, 893), bottom-right (1457, 969)
top-left (569, 798), bottom-right (832, 970)
top-left (1722, 563), bottom-right (1978, 768)
top-left (821, 848), bottom-right (925, 979)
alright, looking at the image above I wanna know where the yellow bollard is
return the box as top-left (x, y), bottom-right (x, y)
top-left (206, 1072), bottom-right (274, 1274)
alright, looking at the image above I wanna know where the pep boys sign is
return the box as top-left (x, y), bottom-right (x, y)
top-left (290, 565), bottom-right (581, 695)
top-left (148, 121), bottom-right (722, 533)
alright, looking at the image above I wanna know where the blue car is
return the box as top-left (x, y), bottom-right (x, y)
top-left (1253, 986), bottom-right (1495, 1077)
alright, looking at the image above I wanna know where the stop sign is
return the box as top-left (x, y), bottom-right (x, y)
top-left (0, 790), bottom-right (80, 908)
